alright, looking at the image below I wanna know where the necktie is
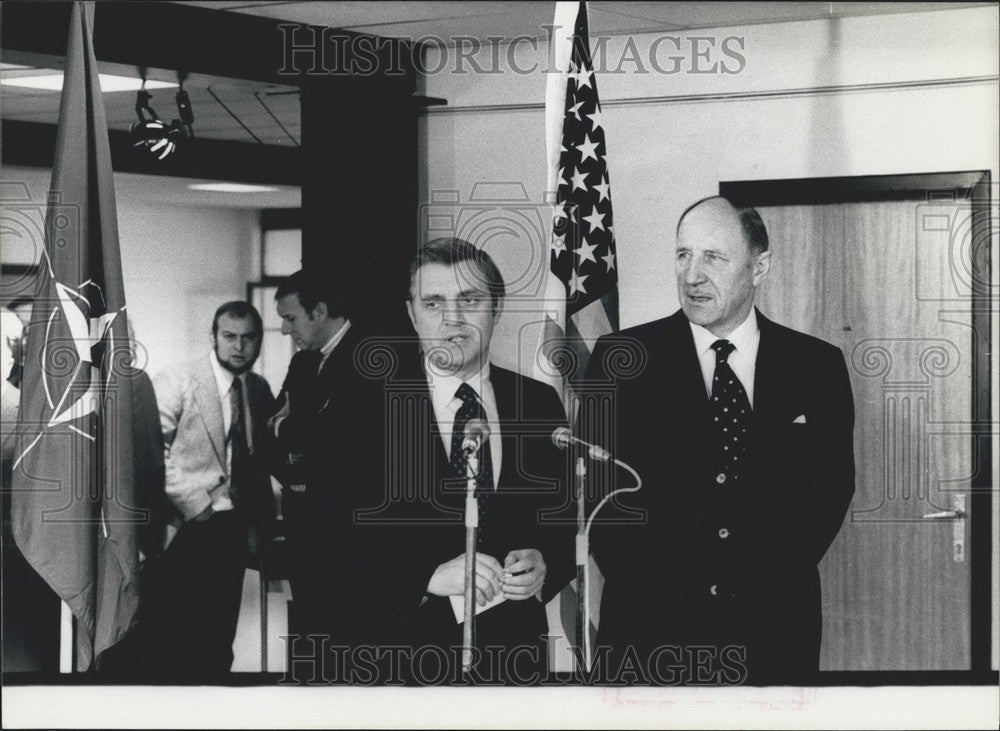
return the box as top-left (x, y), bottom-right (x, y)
top-left (709, 340), bottom-right (751, 484)
top-left (450, 383), bottom-right (494, 545)
top-left (229, 376), bottom-right (249, 507)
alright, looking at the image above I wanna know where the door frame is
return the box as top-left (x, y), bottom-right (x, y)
top-left (720, 171), bottom-right (994, 683)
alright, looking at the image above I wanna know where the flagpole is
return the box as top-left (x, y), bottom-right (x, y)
top-left (59, 601), bottom-right (73, 673)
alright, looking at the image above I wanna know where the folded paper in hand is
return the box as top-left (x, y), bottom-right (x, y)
top-left (450, 593), bottom-right (506, 624)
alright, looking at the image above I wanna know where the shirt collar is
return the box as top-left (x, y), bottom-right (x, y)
top-left (689, 308), bottom-right (759, 356)
top-left (425, 359), bottom-right (492, 411)
top-left (319, 318), bottom-right (351, 359)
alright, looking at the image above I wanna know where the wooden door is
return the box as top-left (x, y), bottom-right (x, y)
top-left (755, 199), bottom-right (973, 670)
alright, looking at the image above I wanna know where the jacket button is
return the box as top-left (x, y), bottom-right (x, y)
top-left (716, 473), bottom-right (726, 484)
top-left (218, 476), bottom-right (225, 484)
top-left (709, 584), bottom-right (718, 596)
top-left (718, 528), bottom-right (729, 539)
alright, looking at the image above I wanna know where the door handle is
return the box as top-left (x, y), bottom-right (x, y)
top-left (921, 509), bottom-right (965, 520)
top-left (921, 495), bottom-right (966, 563)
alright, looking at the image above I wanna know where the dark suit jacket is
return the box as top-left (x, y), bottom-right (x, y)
top-left (271, 325), bottom-right (366, 626)
top-left (583, 309), bottom-right (855, 684)
top-left (334, 352), bottom-right (574, 682)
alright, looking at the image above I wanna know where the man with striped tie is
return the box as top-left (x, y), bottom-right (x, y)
top-left (345, 238), bottom-right (573, 684)
top-left (584, 197), bottom-right (855, 684)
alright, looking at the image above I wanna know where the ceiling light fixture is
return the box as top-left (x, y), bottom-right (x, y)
top-left (130, 72), bottom-right (194, 161)
top-left (0, 73), bottom-right (176, 92)
top-left (187, 183), bottom-right (281, 194)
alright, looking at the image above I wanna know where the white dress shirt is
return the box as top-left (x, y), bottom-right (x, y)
top-left (425, 360), bottom-right (502, 487)
top-left (317, 318), bottom-right (351, 373)
top-left (689, 309), bottom-right (760, 407)
top-left (208, 351), bottom-right (253, 512)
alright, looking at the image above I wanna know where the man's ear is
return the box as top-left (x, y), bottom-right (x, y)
top-left (492, 297), bottom-right (504, 324)
top-left (752, 250), bottom-right (772, 286)
top-left (405, 299), bottom-right (416, 329)
top-left (311, 301), bottom-right (328, 320)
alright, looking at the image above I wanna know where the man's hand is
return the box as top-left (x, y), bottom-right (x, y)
top-left (502, 548), bottom-right (546, 601)
top-left (427, 553), bottom-right (504, 606)
top-left (267, 398), bottom-right (291, 438)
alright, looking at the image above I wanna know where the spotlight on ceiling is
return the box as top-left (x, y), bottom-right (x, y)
top-left (130, 75), bottom-right (194, 161)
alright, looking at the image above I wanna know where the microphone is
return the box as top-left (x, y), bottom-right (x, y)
top-left (462, 419), bottom-right (490, 457)
top-left (551, 427), bottom-right (611, 463)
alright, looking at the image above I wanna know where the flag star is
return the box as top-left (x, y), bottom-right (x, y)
top-left (582, 207), bottom-right (606, 232)
top-left (570, 166), bottom-right (589, 193)
top-left (601, 250), bottom-right (616, 272)
top-left (557, 166), bottom-right (568, 188)
top-left (553, 203), bottom-right (577, 223)
top-left (568, 269), bottom-right (589, 296)
top-left (552, 233), bottom-right (567, 257)
top-left (567, 97), bottom-right (584, 121)
top-left (593, 176), bottom-right (610, 202)
top-left (574, 65), bottom-right (594, 90)
top-left (586, 105), bottom-right (603, 132)
top-left (575, 237), bottom-right (598, 265)
top-left (575, 134), bottom-right (600, 162)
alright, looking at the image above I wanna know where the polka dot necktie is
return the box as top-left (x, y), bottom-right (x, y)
top-left (450, 383), bottom-right (494, 544)
top-left (709, 340), bottom-right (751, 484)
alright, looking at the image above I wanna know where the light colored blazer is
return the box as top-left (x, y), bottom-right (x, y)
top-left (153, 355), bottom-right (276, 522)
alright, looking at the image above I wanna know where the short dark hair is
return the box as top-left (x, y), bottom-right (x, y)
top-left (275, 269), bottom-right (346, 319)
top-left (212, 301), bottom-right (263, 337)
top-left (676, 195), bottom-right (769, 255)
top-left (407, 237), bottom-right (505, 309)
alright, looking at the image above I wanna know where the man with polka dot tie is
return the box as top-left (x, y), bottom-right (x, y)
top-left (583, 196), bottom-right (855, 684)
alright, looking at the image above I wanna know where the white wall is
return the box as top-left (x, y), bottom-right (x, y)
top-left (420, 5), bottom-right (998, 367)
top-left (418, 5), bottom-right (999, 669)
top-left (0, 166), bottom-right (260, 377)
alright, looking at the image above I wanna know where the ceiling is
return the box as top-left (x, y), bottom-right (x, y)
top-left (0, 1), bottom-right (990, 208)
top-left (0, 68), bottom-right (301, 148)
top-left (179, 1), bottom-right (990, 41)
top-left (1, 164), bottom-right (301, 213)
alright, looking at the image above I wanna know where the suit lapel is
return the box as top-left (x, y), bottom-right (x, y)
top-left (489, 365), bottom-right (514, 488)
top-left (670, 312), bottom-right (710, 409)
top-left (751, 309), bottom-right (784, 429)
top-left (193, 356), bottom-right (227, 469)
top-left (399, 354), bottom-right (451, 487)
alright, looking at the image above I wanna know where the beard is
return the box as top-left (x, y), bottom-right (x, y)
top-left (215, 351), bottom-right (255, 375)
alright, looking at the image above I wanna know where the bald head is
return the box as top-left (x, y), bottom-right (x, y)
top-left (676, 196), bottom-right (769, 256)
top-left (675, 196), bottom-right (772, 338)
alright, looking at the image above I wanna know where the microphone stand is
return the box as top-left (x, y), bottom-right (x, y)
top-left (574, 456), bottom-right (590, 672)
top-left (551, 427), bottom-right (643, 676)
top-left (461, 449), bottom-right (479, 676)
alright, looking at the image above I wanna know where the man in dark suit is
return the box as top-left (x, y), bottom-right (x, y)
top-left (270, 270), bottom-right (358, 641)
top-left (341, 238), bottom-right (573, 685)
top-left (146, 301), bottom-right (278, 678)
top-left (583, 196), bottom-right (855, 685)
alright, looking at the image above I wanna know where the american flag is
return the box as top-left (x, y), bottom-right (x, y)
top-left (539, 1), bottom-right (619, 391)
top-left (538, 0), bottom-right (615, 673)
